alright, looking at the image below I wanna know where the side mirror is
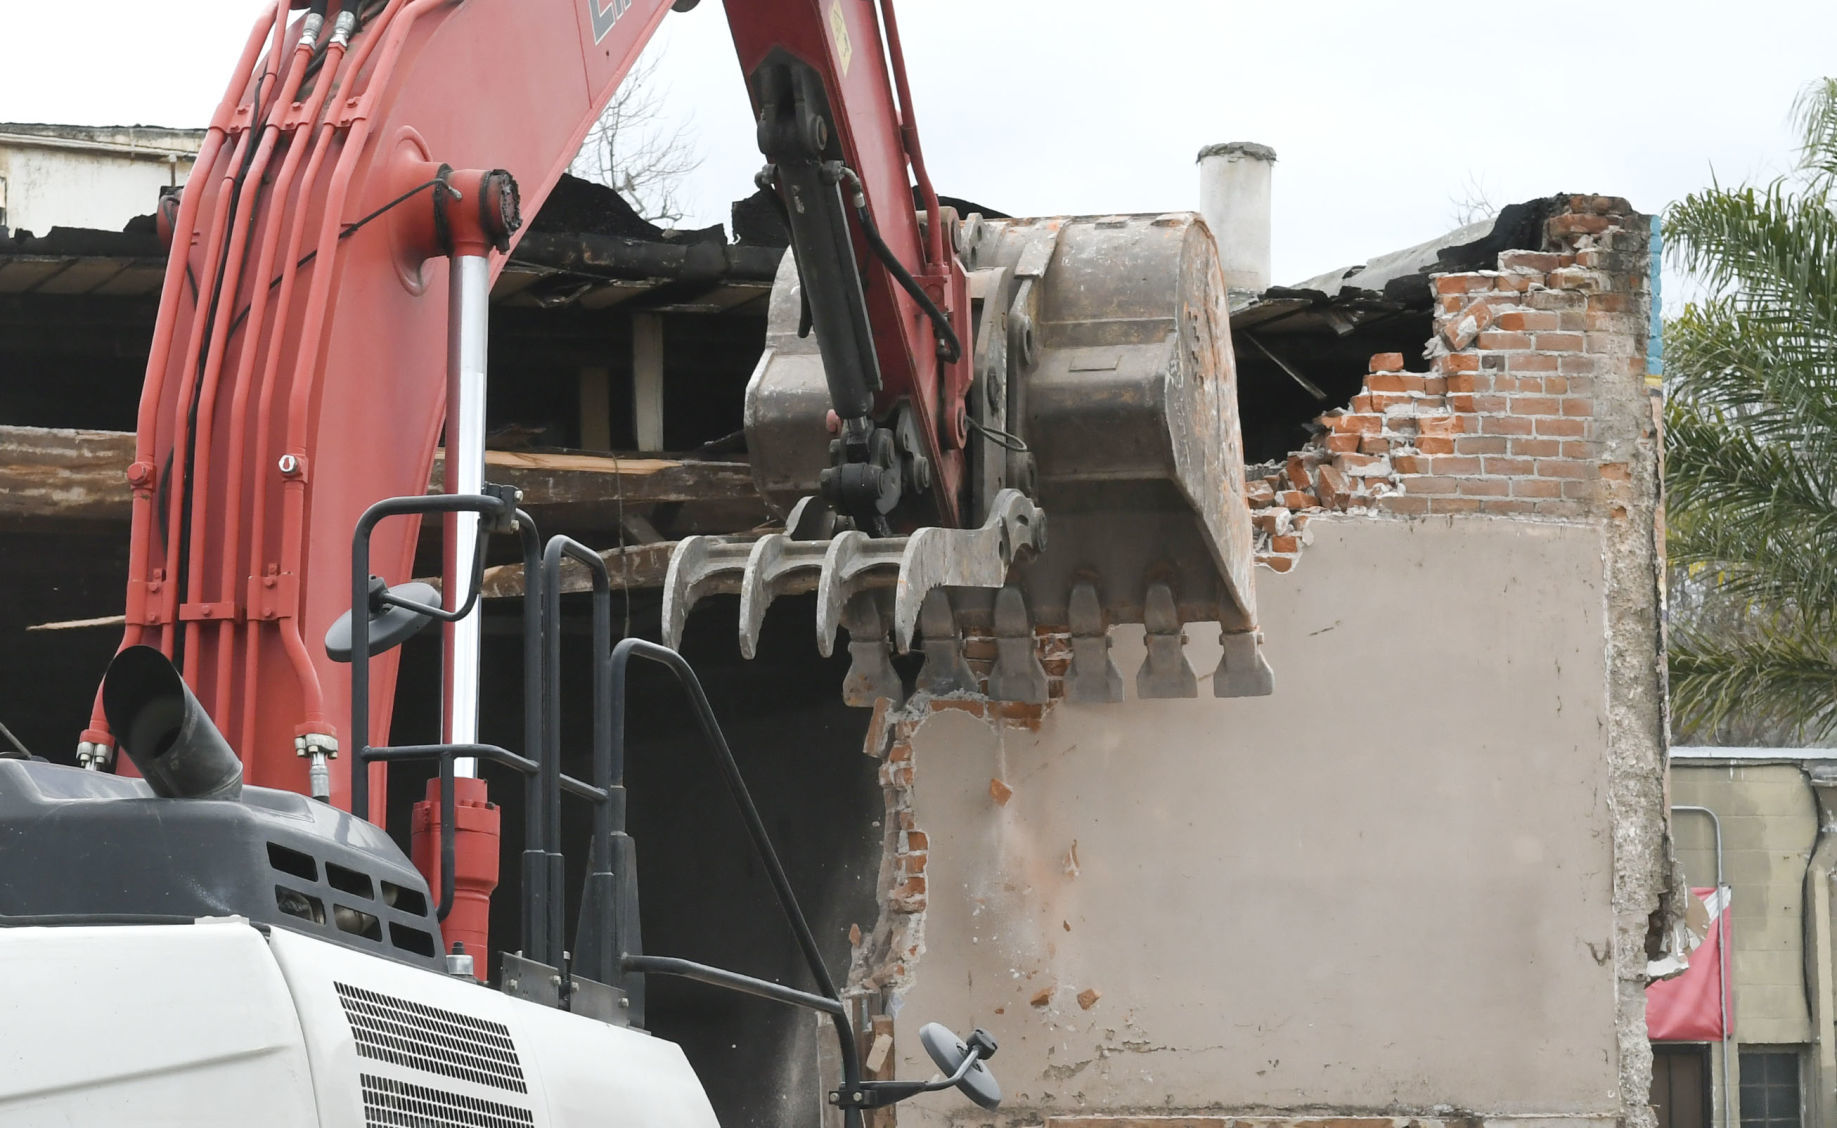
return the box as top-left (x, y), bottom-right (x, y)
top-left (919, 1023), bottom-right (1001, 1110)
top-left (326, 577), bottom-right (441, 662)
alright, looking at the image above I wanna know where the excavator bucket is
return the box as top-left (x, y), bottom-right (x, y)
top-left (666, 210), bottom-right (1271, 705)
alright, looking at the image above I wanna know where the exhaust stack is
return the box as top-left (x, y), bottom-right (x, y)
top-left (102, 646), bottom-right (243, 800)
top-left (1197, 141), bottom-right (1276, 294)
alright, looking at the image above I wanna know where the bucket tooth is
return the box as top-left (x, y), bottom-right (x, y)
top-left (1064, 582), bottom-right (1123, 704)
top-left (1135, 583), bottom-right (1197, 699)
top-left (988, 587), bottom-right (1049, 703)
top-left (737, 534), bottom-right (799, 660)
top-left (915, 590), bottom-right (978, 696)
top-left (840, 592), bottom-right (903, 708)
top-left (815, 531), bottom-right (895, 658)
top-left (1213, 629), bottom-right (1275, 698)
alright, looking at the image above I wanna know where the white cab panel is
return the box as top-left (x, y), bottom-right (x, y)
top-left (0, 919), bottom-right (318, 1127)
top-left (264, 926), bottom-right (721, 1128)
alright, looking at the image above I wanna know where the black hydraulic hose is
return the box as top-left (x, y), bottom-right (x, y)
top-left (837, 166), bottom-right (962, 364)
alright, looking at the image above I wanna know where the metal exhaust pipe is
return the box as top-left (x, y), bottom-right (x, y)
top-left (102, 646), bottom-right (243, 800)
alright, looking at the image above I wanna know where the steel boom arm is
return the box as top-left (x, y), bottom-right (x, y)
top-left (91, 0), bottom-right (966, 812)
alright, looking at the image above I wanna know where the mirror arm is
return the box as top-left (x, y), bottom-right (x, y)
top-left (833, 1048), bottom-right (983, 1110)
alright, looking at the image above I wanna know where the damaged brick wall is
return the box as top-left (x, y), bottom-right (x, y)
top-left (1249, 195), bottom-right (1652, 573)
top-left (838, 193), bottom-right (1673, 1128)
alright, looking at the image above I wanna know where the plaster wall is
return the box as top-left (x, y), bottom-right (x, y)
top-left (893, 517), bottom-right (1631, 1124)
top-left (0, 131), bottom-right (197, 235)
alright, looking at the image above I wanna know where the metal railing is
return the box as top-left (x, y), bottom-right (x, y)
top-left (345, 493), bottom-right (876, 1125)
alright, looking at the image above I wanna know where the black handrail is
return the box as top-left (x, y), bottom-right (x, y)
top-left (347, 491), bottom-right (545, 933)
top-left (602, 638), bottom-right (864, 1128)
top-left (538, 536), bottom-right (613, 973)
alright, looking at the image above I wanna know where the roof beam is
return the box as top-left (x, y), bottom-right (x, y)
top-left (0, 425), bottom-right (757, 525)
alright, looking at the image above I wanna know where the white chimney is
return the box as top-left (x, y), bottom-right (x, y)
top-left (1197, 141), bottom-right (1276, 293)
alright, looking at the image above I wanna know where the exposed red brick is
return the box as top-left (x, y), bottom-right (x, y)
top-left (932, 698), bottom-right (988, 717)
top-left (1280, 490), bottom-right (1313, 509)
top-left (1417, 436), bottom-right (1455, 455)
top-left (1245, 480), bottom-right (1275, 507)
top-left (1498, 250), bottom-right (1564, 273)
top-left (1369, 352), bottom-right (1406, 372)
top-left (1270, 534), bottom-right (1301, 553)
top-left (1513, 477), bottom-right (1563, 498)
top-left (1405, 476), bottom-right (1458, 495)
top-left (989, 778), bottom-right (1014, 806)
top-left (1534, 332), bottom-right (1585, 352)
top-left (1549, 212), bottom-right (1613, 237)
top-left (1262, 555), bottom-right (1295, 573)
top-left (1286, 457), bottom-right (1314, 490)
top-left (1380, 496), bottom-right (1431, 516)
top-left (1476, 330), bottom-right (1532, 351)
top-left (1537, 416), bottom-right (1587, 437)
top-left (1511, 395), bottom-right (1561, 416)
top-left (1418, 414), bottom-right (1458, 438)
top-left (1077, 988), bottom-right (1103, 1010)
top-left (1455, 435), bottom-right (1510, 455)
top-left (1325, 433), bottom-right (1360, 453)
top-left (1535, 459), bottom-right (1596, 480)
top-left (1442, 353), bottom-right (1481, 375)
top-left (1510, 437), bottom-right (1563, 457)
top-left (1428, 455), bottom-right (1482, 475)
top-left (1428, 497), bottom-right (1484, 513)
top-left (1560, 397), bottom-right (1594, 417)
top-left (1492, 273), bottom-right (1534, 292)
top-left (1505, 352), bottom-right (1558, 372)
top-left (1358, 435), bottom-right (1389, 456)
top-left (1392, 453), bottom-right (1426, 474)
top-left (1477, 498), bottom-right (1537, 515)
top-left (1315, 465), bottom-right (1350, 507)
top-left (1338, 413), bottom-right (1382, 435)
top-left (1481, 415), bottom-right (1534, 436)
top-left (1457, 478), bottom-right (1512, 497)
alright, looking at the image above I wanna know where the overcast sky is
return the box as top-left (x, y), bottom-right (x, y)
top-left (6, 1), bottom-right (1835, 291)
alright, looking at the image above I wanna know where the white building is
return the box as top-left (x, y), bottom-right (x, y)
top-left (0, 124), bottom-right (203, 237)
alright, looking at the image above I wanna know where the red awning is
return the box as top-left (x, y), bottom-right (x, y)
top-left (1648, 886), bottom-right (1732, 1041)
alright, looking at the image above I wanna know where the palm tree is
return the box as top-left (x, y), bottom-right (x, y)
top-left (1666, 78), bottom-right (1837, 743)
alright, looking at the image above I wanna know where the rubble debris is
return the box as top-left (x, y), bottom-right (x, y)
top-left (1077, 988), bottom-right (1103, 1011)
top-left (1030, 986), bottom-right (1055, 1008)
top-left (989, 778), bottom-right (1014, 806)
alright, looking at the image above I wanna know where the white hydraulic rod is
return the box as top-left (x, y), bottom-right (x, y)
top-left (442, 253), bottom-right (490, 775)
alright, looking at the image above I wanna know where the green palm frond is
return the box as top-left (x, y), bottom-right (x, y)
top-left (1664, 77), bottom-right (1837, 743)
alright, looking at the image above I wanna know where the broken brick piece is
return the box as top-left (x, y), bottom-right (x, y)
top-left (1030, 986), bottom-right (1054, 1008)
top-left (1369, 351), bottom-right (1405, 372)
top-left (1077, 987), bottom-right (1103, 1010)
top-left (849, 923), bottom-right (862, 946)
top-left (989, 777), bottom-right (1014, 806)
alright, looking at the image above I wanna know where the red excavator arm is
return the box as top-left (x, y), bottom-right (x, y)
top-left (81, 0), bottom-right (972, 811)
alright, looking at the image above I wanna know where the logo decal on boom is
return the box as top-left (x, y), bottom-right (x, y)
top-left (588, 0), bottom-right (630, 44)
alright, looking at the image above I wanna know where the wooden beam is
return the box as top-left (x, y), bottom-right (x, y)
top-left (0, 425), bottom-right (757, 523)
top-left (467, 541), bottom-right (678, 599)
top-left (0, 425), bottom-right (133, 522)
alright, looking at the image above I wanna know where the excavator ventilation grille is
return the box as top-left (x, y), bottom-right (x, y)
top-left (337, 983), bottom-right (528, 1093)
top-left (361, 1075), bottom-right (535, 1128)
